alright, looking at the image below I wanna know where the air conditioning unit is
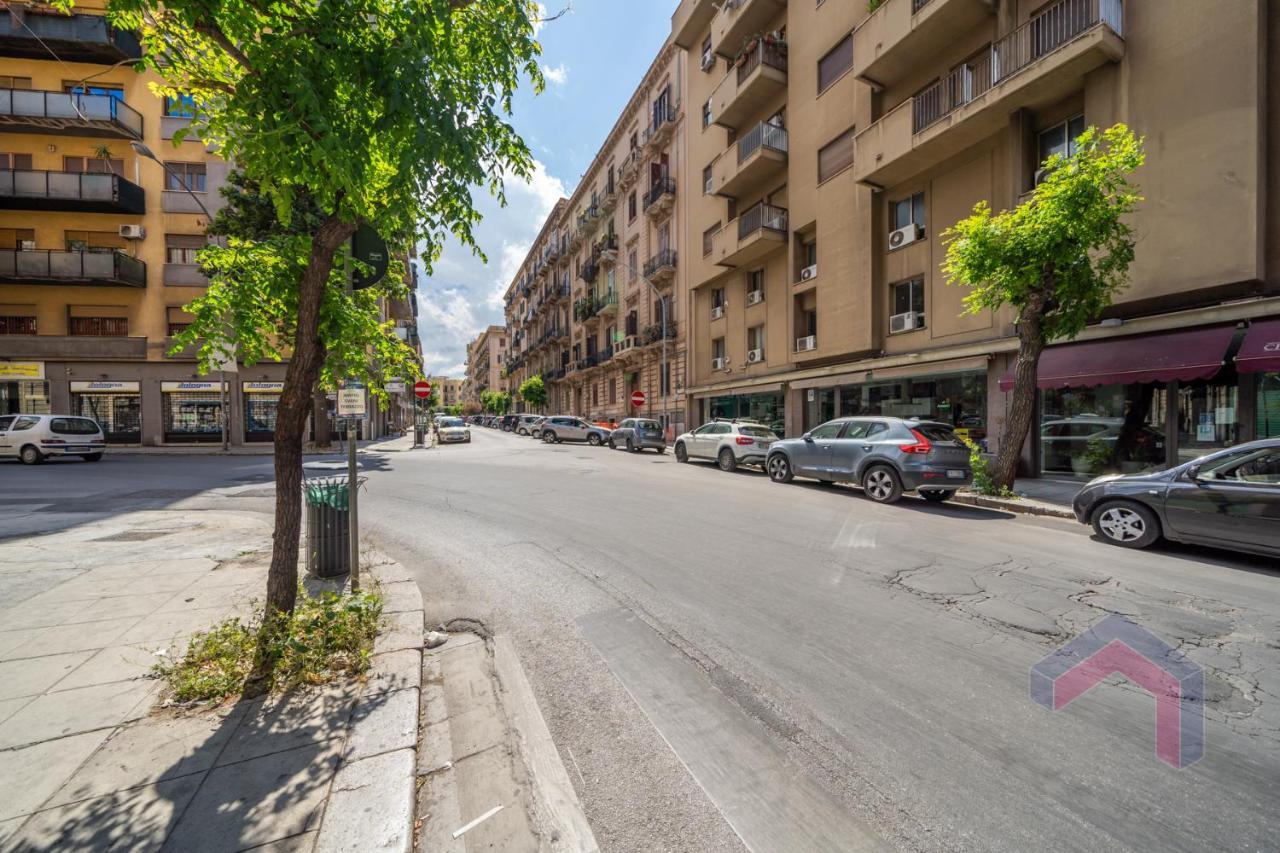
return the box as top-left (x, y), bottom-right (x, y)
top-left (704, 175), bottom-right (714, 194)
top-left (800, 264), bottom-right (817, 282)
top-left (888, 223), bottom-right (922, 251)
top-left (710, 305), bottom-right (725, 320)
top-left (746, 289), bottom-right (764, 306)
top-left (711, 356), bottom-right (726, 371)
top-left (795, 335), bottom-right (816, 353)
top-left (700, 49), bottom-right (715, 72)
top-left (118, 224), bottom-right (146, 240)
top-left (19, 240), bottom-right (36, 251)
top-left (746, 348), bottom-right (763, 363)
top-left (889, 311), bottom-right (924, 334)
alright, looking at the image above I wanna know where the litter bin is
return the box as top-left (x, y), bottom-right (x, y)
top-left (304, 476), bottom-right (358, 578)
top-left (414, 425), bottom-right (425, 446)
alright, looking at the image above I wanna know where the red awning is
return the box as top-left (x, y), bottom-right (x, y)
top-left (1233, 318), bottom-right (1280, 374)
top-left (998, 325), bottom-right (1237, 392)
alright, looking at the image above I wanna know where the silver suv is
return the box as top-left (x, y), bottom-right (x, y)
top-left (0, 414), bottom-right (106, 464)
top-left (539, 416), bottom-right (610, 445)
top-left (515, 414), bottom-right (542, 436)
top-left (765, 417), bottom-right (972, 503)
top-left (674, 419), bottom-right (779, 471)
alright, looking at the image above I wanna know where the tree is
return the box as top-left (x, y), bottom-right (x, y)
top-left (942, 124), bottom-right (1145, 490)
top-left (518, 375), bottom-right (547, 412)
top-left (90, 0), bottom-right (544, 617)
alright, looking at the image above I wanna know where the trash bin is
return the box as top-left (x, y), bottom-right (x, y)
top-left (304, 476), bottom-right (355, 578)
top-left (414, 425), bottom-right (424, 446)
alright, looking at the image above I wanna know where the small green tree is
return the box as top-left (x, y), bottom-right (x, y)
top-left (493, 390), bottom-right (512, 414)
top-left (943, 124), bottom-right (1145, 489)
top-left (517, 375), bottom-right (547, 411)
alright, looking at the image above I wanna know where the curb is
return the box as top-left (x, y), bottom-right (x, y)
top-left (315, 553), bottom-right (425, 853)
top-left (951, 492), bottom-right (1076, 520)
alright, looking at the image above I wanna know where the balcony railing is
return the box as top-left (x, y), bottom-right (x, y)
top-left (0, 169), bottom-right (145, 214)
top-left (0, 10), bottom-right (142, 64)
top-left (738, 202), bottom-right (788, 241)
top-left (598, 345), bottom-right (614, 364)
top-left (738, 121), bottom-right (788, 164)
top-left (643, 178), bottom-right (676, 211)
top-left (913, 0), bottom-right (1123, 133)
top-left (580, 261), bottom-right (600, 284)
top-left (643, 250), bottom-right (678, 279)
top-left (912, 0), bottom-right (935, 11)
top-left (737, 39), bottom-right (787, 85)
top-left (0, 89), bottom-right (143, 139)
top-left (0, 249), bottom-right (146, 287)
top-left (642, 321), bottom-right (678, 345)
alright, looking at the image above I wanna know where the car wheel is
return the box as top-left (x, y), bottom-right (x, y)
top-left (587, 433), bottom-right (601, 446)
top-left (19, 445), bottom-right (43, 465)
top-left (717, 447), bottom-right (737, 472)
top-left (517, 428), bottom-right (526, 436)
top-left (656, 446), bottom-right (666, 454)
top-left (82, 453), bottom-right (104, 462)
top-left (919, 489), bottom-right (952, 503)
top-left (1091, 501), bottom-right (1161, 549)
top-left (608, 437), bottom-right (616, 449)
top-left (862, 465), bottom-right (903, 504)
top-left (543, 431), bottom-right (555, 443)
top-left (766, 454), bottom-right (793, 483)
top-left (626, 438), bottom-right (636, 453)
top-left (675, 442), bottom-right (688, 463)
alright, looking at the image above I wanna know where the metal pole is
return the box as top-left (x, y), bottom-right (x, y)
top-left (347, 419), bottom-right (360, 591)
top-left (220, 370), bottom-right (229, 451)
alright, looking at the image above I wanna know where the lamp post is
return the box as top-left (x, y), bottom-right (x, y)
top-left (131, 141), bottom-right (230, 451)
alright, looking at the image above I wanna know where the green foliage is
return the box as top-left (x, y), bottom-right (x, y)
top-left (959, 435), bottom-right (1015, 498)
top-left (480, 389), bottom-right (512, 414)
top-left (942, 125), bottom-right (1145, 341)
top-left (155, 588), bottom-right (383, 703)
top-left (868, 0), bottom-right (886, 10)
top-left (517, 375), bottom-right (547, 410)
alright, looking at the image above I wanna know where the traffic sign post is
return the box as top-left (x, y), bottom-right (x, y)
top-left (337, 381), bottom-right (366, 591)
top-left (414, 380), bottom-right (432, 399)
top-left (630, 390), bottom-right (646, 408)
top-left (413, 381), bottom-right (431, 448)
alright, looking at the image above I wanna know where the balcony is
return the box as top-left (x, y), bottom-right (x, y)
top-left (713, 121), bottom-right (787, 199)
top-left (711, 39), bottom-right (787, 130)
top-left (705, 202), bottom-right (787, 270)
top-left (710, 0), bottom-right (787, 59)
top-left (642, 320), bottom-right (678, 346)
top-left (0, 169), bottom-right (145, 215)
top-left (0, 89), bottom-right (143, 139)
top-left (580, 261), bottom-right (600, 284)
top-left (643, 178), bottom-right (677, 219)
top-left (673, 0), bottom-right (717, 49)
top-left (598, 345), bottom-right (615, 365)
top-left (601, 181), bottom-right (619, 215)
top-left (853, 0), bottom-right (995, 89)
top-left (643, 101), bottom-right (679, 153)
top-left (594, 234), bottom-right (619, 265)
top-left (854, 0), bottom-right (1124, 188)
top-left (643, 250), bottom-right (677, 286)
top-left (0, 10), bottom-right (142, 65)
top-left (0, 249), bottom-right (146, 287)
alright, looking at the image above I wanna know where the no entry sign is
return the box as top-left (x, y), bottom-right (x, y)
top-left (414, 380), bottom-right (432, 399)
top-left (630, 390), bottom-right (646, 407)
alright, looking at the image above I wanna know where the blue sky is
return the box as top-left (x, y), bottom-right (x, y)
top-left (413, 1), bottom-right (677, 378)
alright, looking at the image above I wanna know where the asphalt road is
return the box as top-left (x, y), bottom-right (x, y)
top-left (7, 437), bottom-right (1278, 852)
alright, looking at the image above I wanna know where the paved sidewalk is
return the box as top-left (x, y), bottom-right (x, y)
top-left (0, 509), bottom-right (425, 852)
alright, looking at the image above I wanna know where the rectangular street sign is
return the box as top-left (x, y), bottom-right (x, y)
top-left (337, 388), bottom-right (366, 417)
top-left (386, 378), bottom-right (405, 393)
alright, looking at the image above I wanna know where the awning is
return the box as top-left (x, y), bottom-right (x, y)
top-left (998, 325), bottom-right (1236, 392)
top-left (1233, 318), bottom-right (1280, 374)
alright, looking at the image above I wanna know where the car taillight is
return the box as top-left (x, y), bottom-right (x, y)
top-left (900, 429), bottom-right (932, 454)
top-left (735, 436), bottom-right (754, 445)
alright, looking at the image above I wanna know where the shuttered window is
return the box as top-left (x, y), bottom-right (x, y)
top-left (818, 35), bottom-right (853, 94)
top-left (817, 128), bottom-right (855, 183)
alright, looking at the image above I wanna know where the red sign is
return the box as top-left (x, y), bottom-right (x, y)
top-left (414, 380), bottom-right (432, 399)
top-left (630, 390), bottom-right (646, 407)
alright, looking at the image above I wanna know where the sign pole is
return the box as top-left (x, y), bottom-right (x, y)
top-left (347, 418), bottom-right (359, 591)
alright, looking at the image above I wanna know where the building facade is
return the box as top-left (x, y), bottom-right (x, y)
top-left (464, 324), bottom-right (507, 404)
top-left (426, 375), bottom-right (464, 408)
top-left (672, 0), bottom-right (1278, 477)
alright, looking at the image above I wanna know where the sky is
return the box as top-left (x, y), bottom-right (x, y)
top-left (412, 1), bottom-right (677, 379)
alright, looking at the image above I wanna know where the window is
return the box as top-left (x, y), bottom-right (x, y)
top-left (164, 162), bottom-right (207, 192)
top-left (660, 361), bottom-right (671, 396)
top-left (1, 228), bottom-right (34, 250)
top-left (166, 234), bottom-right (206, 264)
top-left (608, 378), bottom-right (617, 404)
top-left (0, 316), bottom-right (36, 335)
top-left (65, 230), bottom-right (126, 252)
top-left (809, 422), bottom-right (844, 440)
top-left (817, 128), bottom-right (855, 182)
top-left (700, 36), bottom-right (714, 73)
top-left (702, 99), bottom-right (712, 128)
top-left (69, 317), bottom-right (129, 336)
top-left (803, 240), bottom-right (818, 268)
top-left (748, 325), bottom-right (765, 355)
top-left (0, 76), bottom-right (32, 89)
top-left (703, 223), bottom-right (721, 256)
top-left (891, 192), bottom-right (926, 232)
top-left (712, 337), bottom-right (725, 360)
top-left (66, 83), bottom-right (123, 99)
top-left (1036, 114), bottom-right (1086, 180)
top-left (63, 155), bottom-right (123, 175)
top-left (746, 269), bottom-right (764, 298)
top-left (163, 94), bottom-right (197, 117)
top-left (712, 287), bottom-right (726, 310)
top-left (592, 384), bottom-right (599, 406)
top-left (0, 153), bottom-right (32, 170)
top-left (818, 34), bottom-right (853, 93)
top-left (891, 277), bottom-right (925, 319)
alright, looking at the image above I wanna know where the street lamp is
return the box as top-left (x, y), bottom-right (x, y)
top-left (131, 141), bottom-right (229, 451)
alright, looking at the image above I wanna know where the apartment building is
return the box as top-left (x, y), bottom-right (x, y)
top-left (464, 324), bottom-right (507, 403)
top-left (503, 44), bottom-right (689, 434)
top-left (673, 0), bottom-right (1278, 477)
top-left (426, 375), bottom-right (464, 408)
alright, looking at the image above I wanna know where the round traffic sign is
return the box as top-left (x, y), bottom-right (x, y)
top-left (630, 390), bottom-right (646, 407)
top-left (414, 380), bottom-right (432, 399)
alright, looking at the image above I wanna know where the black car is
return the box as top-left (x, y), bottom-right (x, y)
top-left (1072, 439), bottom-right (1280, 557)
top-left (500, 414), bottom-right (519, 432)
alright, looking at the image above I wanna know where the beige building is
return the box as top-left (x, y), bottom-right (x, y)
top-left (503, 45), bottom-right (690, 434)
top-left (426, 375), bottom-right (464, 408)
top-left (464, 324), bottom-right (507, 403)
top-left (671, 0), bottom-right (1279, 476)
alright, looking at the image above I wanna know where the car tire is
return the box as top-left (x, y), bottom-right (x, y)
top-left (608, 437), bottom-right (616, 449)
top-left (656, 446), bottom-right (666, 454)
top-left (543, 432), bottom-right (556, 443)
top-left (626, 438), bottom-right (636, 453)
top-left (675, 442), bottom-right (688, 463)
top-left (19, 445), bottom-right (42, 465)
top-left (82, 453), bottom-right (104, 462)
top-left (717, 448), bottom-right (737, 472)
top-left (766, 454), bottom-right (793, 483)
top-left (587, 433), bottom-right (601, 446)
top-left (919, 489), bottom-right (952, 503)
top-left (862, 465), bottom-right (903, 504)
top-left (1091, 500), bottom-right (1161, 549)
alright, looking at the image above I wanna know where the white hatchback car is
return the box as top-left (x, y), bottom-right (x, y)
top-left (674, 419), bottom-right (779, 471)
top-left (436, 416), bottom-right (471, 444)
top-left (0, 414), bottom-right (107, 464)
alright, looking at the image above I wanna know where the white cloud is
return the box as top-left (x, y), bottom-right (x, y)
top-left (542, 62), bottom-right (568, 87)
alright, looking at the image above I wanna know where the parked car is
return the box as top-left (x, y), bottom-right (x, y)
top-left (539, 416), bottom-right (611, 445)
top-left (1072, 439), bottom-right (1280, 557)
top-left (0, 414), bottom-right (107, 464)
top-left (528, 416), bottom-right (548, 439)
top-left (515, 414), bottom-right (542, 436)
top-left (765, 417), bottom-right (971, 503)
top-left (609, 418), bottom-right (667, 453)
top-left (436, 417), bottom-right (471, 444)
top-left (674, 419), bottom-right (778, 471)
top-left (500, 414), bottom-right (519, 432)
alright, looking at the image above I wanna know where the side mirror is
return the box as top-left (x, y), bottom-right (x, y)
top-left (1186, 465), bottom-right (1202, 481)
top-left (803, 432), bottom-right (813, 442)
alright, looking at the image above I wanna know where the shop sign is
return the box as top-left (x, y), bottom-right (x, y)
top-left (243, 381), bottom-right (285, 393)
top-left (0, 361), bottom-right (44, 380)
top-left (70, 381), bottom-right (140, 393)
top-left (161, 381), bottom-right (226, 392)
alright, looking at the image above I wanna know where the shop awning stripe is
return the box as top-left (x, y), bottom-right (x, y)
top-left (1233, 318), bottom-right (1280, 374)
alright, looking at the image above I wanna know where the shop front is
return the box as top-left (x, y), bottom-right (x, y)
top-left (704, 389), bottom-right (785, 436)
top-left (161, 380), bottom-right (226, 444)
top-left (243, 381), bottom-right (283, 443)
top-left (835, 369), bottom-right (988, 445)
top-left (71, 381), bottom-right (141, 444)
top-left (0, 362), bottom-right (50, 415)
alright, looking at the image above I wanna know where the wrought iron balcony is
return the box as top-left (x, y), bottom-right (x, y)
top-left (0, 88), bottom-right (143, 139)
top-left (643, 178), bottom-right (677, 217)
top-left (642, 250), bottom-right (678, 284)
top-left (0, 248), bottom-right (146, 287)
top-left (642, 320), bottom-right (678, 345)
top-left (0, 169), bottom-right (145, 214)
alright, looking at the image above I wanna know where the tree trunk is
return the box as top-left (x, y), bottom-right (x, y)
top-left (266, 214), bottom-right (359, 618)
top-left (991, 285), bottom-right (1050, 490)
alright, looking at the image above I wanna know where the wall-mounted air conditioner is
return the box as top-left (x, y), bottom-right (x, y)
top-left (889, 311), bottom-right (924, 334)
top-left (746, 289), bottom-right (764, 306)
top-left (746, 348), bottom-right (763, 363)
top-left (700, 49), bottom-right (715, 72)
top-left (118, 224), bottom-right (146, 240)
top-left (710, 305), bottom-right (725, 320)
top-left (795, 335), bottom-right (816, 352)
top-left (711, 356), bottom-right (726, 371)
top-left (800, 264), bottom-right (817, 282)
top-left (888, 223), bottom-right (922, 251)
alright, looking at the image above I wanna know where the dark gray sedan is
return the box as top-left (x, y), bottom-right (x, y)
top-left (1072, 439), bottom-right (1280, 556)
top-left (608, 418), bottom-right (666, 453)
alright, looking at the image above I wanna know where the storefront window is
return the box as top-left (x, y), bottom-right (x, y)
top-left (1256, 373), bottom-right (1280, 439)
top-left (244, 391), bottom-right (281, 442)
top-left (1176, 371), bottom-right (1240, 464)
top-left (1040, 383), bottom-right (1167, 477)
top-left (1, 381), bottom-right (50, 415)
top-left (805, 389), bottom-right (835, 432)
top-left (840, 372), bottom-right (987, 443)
top-left (163, 389), bottom-right (224, 443)
top-left (707, 392), bottom-right (785, 436)
top-left (73, 392), bottom-right (141, 443)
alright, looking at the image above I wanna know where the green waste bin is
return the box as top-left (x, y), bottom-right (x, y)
top-left (304, 477), bottom-right (356, 578)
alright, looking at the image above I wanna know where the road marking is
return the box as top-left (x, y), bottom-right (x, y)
top-left (578, 607), bottom-right (890, 853)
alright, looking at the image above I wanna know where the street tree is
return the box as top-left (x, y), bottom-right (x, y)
top-left (942, 124), bottom-right (1144, 490)
top-left (518, 375), bottom-right (547, 412)
top-left (87, 0), bottom-right (545, 616)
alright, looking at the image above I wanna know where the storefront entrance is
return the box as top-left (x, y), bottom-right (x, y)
top-left (705, 391), bottom-right (785, 436)
top-left (71, 381), bottom-right (141, 443)
top-left (162, 381), bottom-right (226, 443)
top-left (837, 371), bottom-right (988, 444)
top-left (243, 382), bottom-right (283, 443)
top-left (1, 380), bottom-right (50, 415)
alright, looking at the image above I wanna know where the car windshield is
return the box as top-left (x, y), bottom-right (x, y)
top-left (440, 418), bottom-right (465, 427)
top-left (51, 417), bottom-right (100, 435)
top-left (739, 426), bottom-right (775, 438)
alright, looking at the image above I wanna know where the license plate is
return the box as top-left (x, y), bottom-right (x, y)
top-left (947, 469), bottom-right (966, 479)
